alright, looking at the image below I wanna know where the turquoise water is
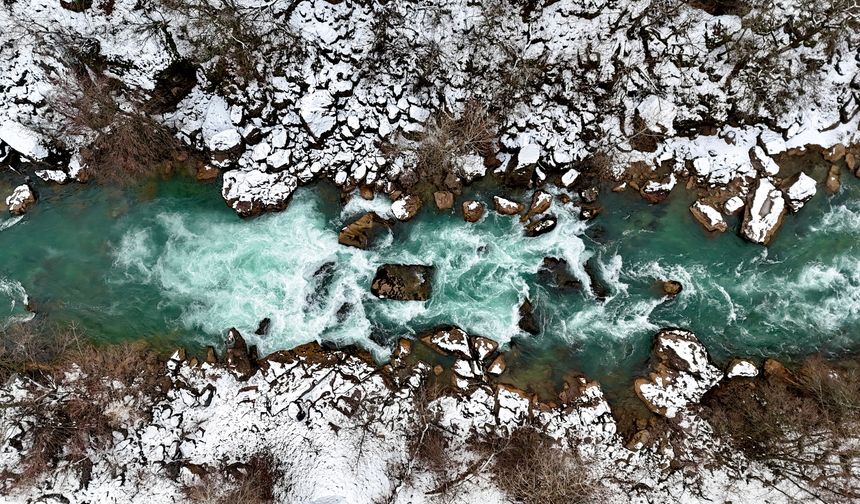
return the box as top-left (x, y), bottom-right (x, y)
top-left (1, 173), bottom-right (859, 388)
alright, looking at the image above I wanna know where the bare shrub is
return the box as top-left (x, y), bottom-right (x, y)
top-left (400, 99), bottom-right (497, 191)
top-left (0, 320), bottom-right (78, 382)
top-left (184, 455), bottom-right (280, 504)
top-left (50, 73), bottom-right (184, 184)
top-left (480, 428), bottom-right (603, 504)
top-left (703, 357), bottom-right (860, 501)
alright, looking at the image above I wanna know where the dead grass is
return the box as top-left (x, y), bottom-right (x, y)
top-left (184, 455), bottom-right (280, 504)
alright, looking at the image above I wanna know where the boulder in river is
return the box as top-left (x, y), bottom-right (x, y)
top-left (254, 317), bottom-right (271, 336)
top-left (433, 191), bottom-right (454, 210)
top-left (825, 164), bottom-right (841, 194)
top-left (5, 184), bottom-right (36, 215)
top-left (493, 196), bottom-right (523, 215)
top-left (338, 212), bottom-right (391, 249)
top-left (222, 169), bottom-right (297, 217)
top-left (518, 298), bottom-right (540, 335)
top-left (639, 174), bottom-right (676, 204)
top-left (538, 257), bottom-right (582, 290)
top-left (782, 172), bottom-right (816, 212)
top-left (585, 258), bottom-right (609, 301)
top-left (371, 264), bottom-right (433, 301)
top-left (740, 178), bottom-right (786, 246)
top-left (522, 190), bottom-right (552, 221)
top-left (662, 280), bottom-right (683, 296)
top-left (524, 215), bottom-right (556, 237)
top-left (391, 194), bottom-right (421, 221)
top-left (420, 326), bottom-right (471, 359)
top-left (633, 328), bottom-right (723, 418)
top-left (689, 201), bottom-right (727, 232)
top-left (462, 200), bottom-right (485, 222)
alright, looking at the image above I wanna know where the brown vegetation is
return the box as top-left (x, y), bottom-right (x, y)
top-left (479, 428), bottom-right (603, 504)
top-left (703, 356), bottom-right (860, 502)
top-left (184, 455), bottom-right (280, 504)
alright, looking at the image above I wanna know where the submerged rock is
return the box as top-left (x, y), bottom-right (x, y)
top-left (585, 258), bottom-right (610, 301)
top-left (524, 215), bottom-right (556, 237)
top-left (370, 264), bottom-right (433, 301)
top-left (783, 172), bottom-right (816, 212)
top-left (662, 280), bottom-right (683, 296)
top-left (689, 201), bottom-right (727, 232)
top-left (634, 328), bottom-right (723, 418)
top-left (740, 178), bottom-right (786, 245)
top-left (338, 212), bottom-right (390, 249)
top-left (518, 298), bottom-right (539, 335)
top-left (462, 200), bottom-right (485, 222)
top-left (493, 196), bottom-right (523, 215)
top-left (539, 257), bottom-right (582, 290)
top-left (5, 184), bottom-right (36, 215)
top-left (433, 191), bottom-right (454, 210)
top-left (254, 318), bottom-right (271, 336)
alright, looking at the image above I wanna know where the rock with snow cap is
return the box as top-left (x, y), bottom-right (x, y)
top-left (740, 178), bottom-right (786, 245)
top-left (420, 326), bottom-right (471, 359)
top-left (0, 121), bottom-right (49, 160)
top-left (726, 359), bottom-right (759, 379)
top-left (524, 215), bottom-right (557, 237)
top-left (634, 328), bottom-right (723, 418)
top-left (298, 90), bottom-right (337, 141)
top-left (639, 174), bottom-right (676, 204)
top-left (493, 196), bottom-right (523, 215)
top-left (690, 201), bottom-right (727, 232)
top-left (783, 172), bottom-right (816, 212)
top-left (461, 200), bottom-right (484, 222)
top-left (749, 146), bottom-right (780, 176)
top-left (635, 95), bottom-right (677, 136)
top-left (5, 184), bottom-right (36, 215)
top-left (221, 169), bottom-right (297, 217)
top-left (522, 190), bottom-right (552, 221)
top-left (391, 194), bottom-right (421, 221)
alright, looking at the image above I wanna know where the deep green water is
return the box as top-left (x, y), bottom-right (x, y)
top-left (1, 172), bottom-right (859, 391)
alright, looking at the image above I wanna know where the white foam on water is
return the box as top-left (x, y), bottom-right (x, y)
top-left (0, 277), bottom-right (33, 328)
top-left (809, 201), bottom-right (860, 235)
top-left (0, 215), bottom-right (23, 233)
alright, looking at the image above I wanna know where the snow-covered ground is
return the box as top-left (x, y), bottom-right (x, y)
top-left (1, 328), bottom-right (853, 503)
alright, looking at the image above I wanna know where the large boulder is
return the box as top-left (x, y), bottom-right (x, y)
top-left (689, 201), bottom-right (727, 232)
top-left (420, 326), bottom-right (471, 359)
top-left (391, 194), bottom-right (421, 221)
top-left (493, 196), bottom-right (523, 215)
top-left (5, 184), bottom-right (36, 215)
top-left (370, 264), bottom-right (433, 301)
top-left (634, 329), bottom-right (722, 418)
top-left (740, 178), bottom-right (786, 245)
top-left (462, 200), bottom-right (485, 222)
top-left (639, 174), bottom-right (676, 204)
top-left (782, 172), bottom-right (816, 212)
top-left (524, 215), bottom-right (556, 237)
top-left (433, 191), bottom-right (454, 210)
top-left (522, 190), bottom-right (552, 221)
top-left (222, 169), bottom-right (297, 217)
top-left (538, 257), bottom-right (582, 290)
top-left (518, 298), bottom-right (539, 335)
top-left (338, 212), bottom-right (391, 249)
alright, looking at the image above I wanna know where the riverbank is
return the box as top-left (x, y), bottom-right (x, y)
top-left (2, 323), bottom-right (858, 503)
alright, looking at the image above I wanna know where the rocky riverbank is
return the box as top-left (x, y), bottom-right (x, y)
top-left (2, 326), bottom-right (858, 503)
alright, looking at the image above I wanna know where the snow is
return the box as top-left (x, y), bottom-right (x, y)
top-left (724, 196), bottom-right (745, 214)
top-left (749, 146), bottom-right (780, 176)
top-left (0, 121), bottom-right (48, 160)
top-left (5, 185), bottom-right (35, 215)
top-left (298, 90), bottom-right (337, 141)
top-left (784, 172), bottom-right (817, 212)
top-left (518, 143), bottom-right (540, 165)
top-left (35, 169), bottom-right (69, 184)
top-left (560, 168), bottom-right (579, 187)
top-left (636, 95), bottom-right (677, 135)
top-left (493, 196), bottom-right (521, 214)
top-left (208, 129), bottom-right (242, 152)
top-left (221, 170), bottom-right (297, 217)
top-left (690, 201), bottom-right (726, 232)
top-left (727, 360), bottom-right (759, 378)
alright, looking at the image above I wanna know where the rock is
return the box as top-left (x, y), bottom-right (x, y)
top-left (5, 184), bottom-right (36, 215)
top-left (338, 212), bottom-right (390, 249)
top-left (254, 318), bottom-right (271, 336)
top-left (689, 201), bottom-right (727, 232)
top-left (825, 164), bottom-right (841, 194)
top-left (749, 146), bottom-right (780, 176)
top-left (370, 264), bottom-right (433, 301)
top-left (782, 172), bottom-right (816, 212)
top-left (635, 95), bottom-right (677, 135)
top-left (493, 196), bottom-right (523, 215)
top-left (501, 149), bottom-right (537, 188)
top-left (433, 191), bottom-right (454, 210)
top-left (298, 90), bottom-right (337, 141)
top-left (639, 174), bottom-right (676, 204)
top-left (35, 169), bottom-right (69, 184)
top-left (633, 329), bottom-right (723, 418)
top-left (470, 336), bottom-right (498, 360)
top-left (524, 215), bottom-right (556, 237)
top-left (359, 185), bottom-right (374, 200)
top-left (523, 190), bottom-right (552, 221)
top-left (740, 178), bottom-right (786, 246)
top-left (487, 355), bottom-right (506, 376)
top-left (580, 187), bottom-right (599, 203)
top-left (433, 364), bottom-right (444, 376)
top-left (579, 204), bottom-right (602, 220)
top-left (195, 164), bottom-right (219, 181)
top-left (538, 257), bottom-right (582, 290)
top-left (391, 194), bottom-right (421, 221)
top-left (846, 152), bottom-right (856, 172)
top-left (823, 143), bottom-right (846, 162)
top-left (462, 200), bottom-right (485, 222)
top-left (60, 0), bottom-right (92, 12)
top-left (560, 168), bottom-right (579, 187)
top-left (662, 280), bottom-right (683, 296)
top-left (205, 346), bottom-right (218, 364)
top-left (726, 359), bottom-right (758, 378)
top-left (724, 196), bottom-right (744, 215)
top-left (518, 298), bottom-right (539, 335)
top-left (0, 120), bottom-right (49, 160)
top-left (222, 170), bottom-right (297, 217)
top-left (585, 258), bottom-right (609, 301)
top-left (420, 326), bottom-right (471, 359)
top-left (763, 358), bottom-right (791, 382)
top-left (225, 328), bottom-right (254, 377)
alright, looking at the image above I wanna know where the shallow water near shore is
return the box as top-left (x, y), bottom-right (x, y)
top-left (1, 172), bottom-right (859, 398)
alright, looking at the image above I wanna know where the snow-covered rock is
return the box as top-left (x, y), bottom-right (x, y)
top-left (783, 172), bottom-right (816, 212)
top-left (0, 121), bottom-right (48, 160)
top-left (221, 169), bottom-right (297, 217)
top-left (634, 328), bottom-right (723, 419)
top-left (493, 196), bottom-right (523, 215)
top-left (741, 178), bottom-right (787, 245)
top-left (636, 95), bottom-right (677, 135)
top-left (726, 359), bottom-right (759, 378)
top-left (689, 201), bottom-right (727, 232)
top-left (749, 146), bottom-right (780, 176)
top-left (298, 90), bottom-right (337, 141)
top-left (391, 194), bottom-right (421, 221)
top-left (5, 184), bottom-right (36, 215)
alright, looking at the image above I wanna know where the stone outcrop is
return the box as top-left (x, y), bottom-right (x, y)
top-left (782, 172), bottom-right (816, 212)
top-left (634, 328), bottom-right (723, 418)
top-left (524, 215), bottom-right (557, 237)
top-left (518, 298), bottom-right (539, 335)
top-left (461, 200), bottom-right (485, 222)
top-left (370, 264), bottom-right (433, 301)
top-left (391, 194), bottom-right (422, 221)
top-left (689, 201), bottom-right (727, 232)
top-left (740, 178), bottom-right (786, 245)
top-left (338, 212), bottom-right (391, 249)
top-left (522, 190), bottom-right (552, 221)
top-left (433, 191), bottom-right (454, 210)
top-left (662, 280), bottom-right (683, 296)
top-left (493, 196), bottom-right (523, 215)
top-left (4, 184), bottom-right (36, 215)
top-left (221, 170), bottom-right (297, 218)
